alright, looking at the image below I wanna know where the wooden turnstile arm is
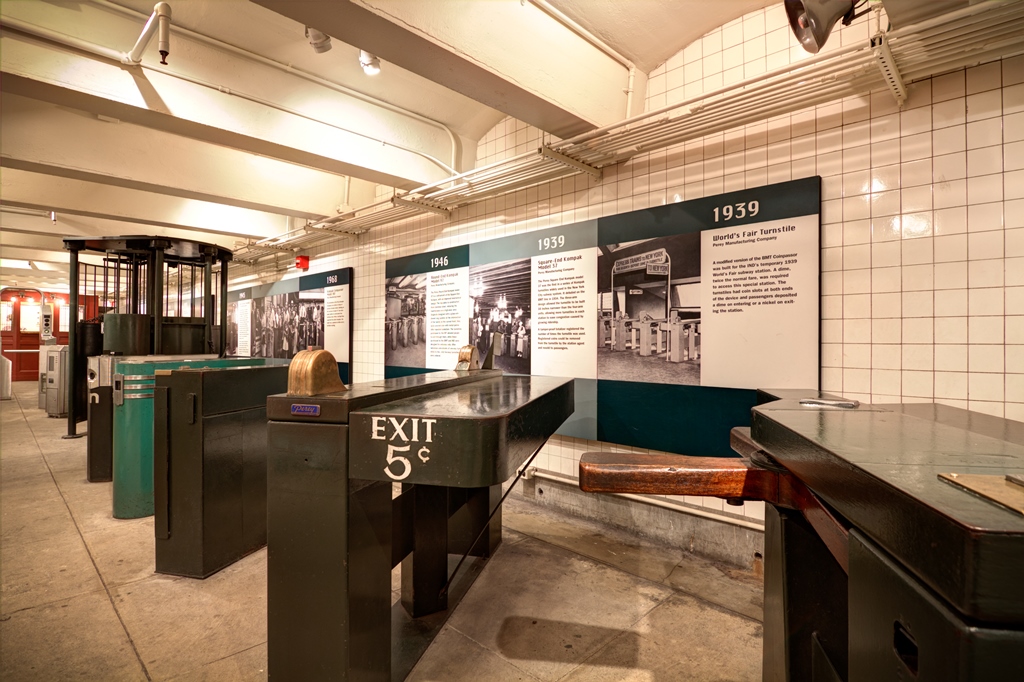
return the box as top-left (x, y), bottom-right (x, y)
top-left (578, 451), bottom-right (779, 501)
top-left (577, 427), bottom-right (851, 572)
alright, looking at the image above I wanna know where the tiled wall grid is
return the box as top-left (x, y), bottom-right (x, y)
top-left (284, 4), bottom-right (1024, 527)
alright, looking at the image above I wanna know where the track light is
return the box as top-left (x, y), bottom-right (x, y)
top-left (359, 49), bottom-right (381, 75)
top-left (784, 0), bottom-right (856, 54)
top-left (305, 27), bottom-right (332, 54)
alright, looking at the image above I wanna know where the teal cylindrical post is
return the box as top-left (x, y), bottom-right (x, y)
top-left (112, 369), bottom-right (156, 518)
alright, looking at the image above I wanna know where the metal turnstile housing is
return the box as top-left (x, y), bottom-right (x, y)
top-left (153, 364), bottom-right (289, 578)
top-left (266, 370), bottom-right (574, 681)
top-left (44, 345), bottom-right (69, 417)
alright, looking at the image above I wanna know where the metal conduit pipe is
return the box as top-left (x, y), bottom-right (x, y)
top-left (566, 55), bottom-right (879, 158)
top-left (90, 0), bottom-right (460, 174)
top-left (894, 12), bottom-right (1024, 53)
top-left (893, 27), bottom-right (1024, 65)
top-left (620, 73), bottom-right (879, 155)
top-left (0, 16), bottom-right (458, 178)
top-left (570, 70), bottom-right (879, 159)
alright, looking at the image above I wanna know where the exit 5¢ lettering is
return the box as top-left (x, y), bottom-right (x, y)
top-left (369, 416), bottom-right (438, 481)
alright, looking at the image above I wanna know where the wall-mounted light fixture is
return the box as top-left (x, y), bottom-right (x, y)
top-left (359, 49), bottom-right (381, 75)
top-left (785, 0), bottom-right (865, 54)
top-left (306, 27), bottom-right (332, 53)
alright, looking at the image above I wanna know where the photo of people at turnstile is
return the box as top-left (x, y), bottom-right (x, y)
top-left (250, 292), bottom-right (324, 359)
top-left (597, 233), bottom-right (701, 385)
top-left (384, 274), bottom-right (427, 368)
top-left (468, 258), bottom-right (531, 375)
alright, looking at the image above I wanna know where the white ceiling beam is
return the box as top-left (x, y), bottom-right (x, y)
top-left (0, 4), bottom-right (457, 189)
top-left (0, 210), bottom-right (245, 251)
top-left (2, 168), bottom-right (293, 241)
top-left (1, 94), bottom-right (381, 220)
top-left (251, 0), bottom-right (632, 137)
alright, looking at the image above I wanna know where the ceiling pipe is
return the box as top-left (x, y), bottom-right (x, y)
top-left (0, 17), bottom-right (459, 179)
top-left (126, 2), bottom-right (171, 65)
top-left (89, 0), bottom-right (460, 174)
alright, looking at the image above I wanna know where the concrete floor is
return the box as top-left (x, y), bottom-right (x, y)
top-left (1, 380), bottom-right (763, 681)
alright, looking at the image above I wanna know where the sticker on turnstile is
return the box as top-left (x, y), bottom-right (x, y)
top-left (291, 404), bottom-right (321, 417)
top-left (370, 416), bottom-right (436, 481)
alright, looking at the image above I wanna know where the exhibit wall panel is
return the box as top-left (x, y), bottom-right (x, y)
top-left (228, 267), bottom-right (352, 382)
top-left (379, 179), bottom-right (820, 457)
top-left (240, 4), bottom-right (1024, 525)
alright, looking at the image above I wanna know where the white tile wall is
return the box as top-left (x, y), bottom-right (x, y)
top-left (288, 4), bottom-right (1024, 527)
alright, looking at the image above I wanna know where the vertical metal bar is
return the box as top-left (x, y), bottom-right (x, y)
top-left (103, 258), bottom-right (109, 316)
top-left (66, 247), bottom-right (80, 437)
top-left (177, 263), bottom-right (183, 318)
top-left (219, 259), bottom-right (228, 358)
top-left (131, 255), bottom-right (141, 314)
top-left (203, 256), bottom-right (213, 352)
top-left (153, 249), bottom-right (164, 354)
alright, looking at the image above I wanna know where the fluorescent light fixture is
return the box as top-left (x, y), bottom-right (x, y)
top-left (305, 27), bottom-right (332, 53)
top-left (359, 49), bottom-right (381, 75)
top-left (0, 259), bottom-right (32, 269)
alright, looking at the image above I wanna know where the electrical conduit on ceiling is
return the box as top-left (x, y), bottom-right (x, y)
top-left (88, 0), bottom-right (460, 174)
top-left (0, 12), bottom-right (459, 178)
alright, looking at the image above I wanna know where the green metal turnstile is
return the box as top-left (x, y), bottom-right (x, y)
top-left (111, 357), bottom-right (275, 519)
top-left (266, 369), bottom-right (574, 681)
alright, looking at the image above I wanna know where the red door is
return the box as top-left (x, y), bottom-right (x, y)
top-left (1, 296), bottom-right (41, 382)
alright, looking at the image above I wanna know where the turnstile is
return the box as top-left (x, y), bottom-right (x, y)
top-left (153, 364), bottom-right (289, 578)
top-left (88, 354), bottom-right (217, 482)
top-left (266, 366), bottom-right (574, 681)
top-left (111, 356), bottom-right (277, 519)
top-left (44, 345), bottom-right (69, 418)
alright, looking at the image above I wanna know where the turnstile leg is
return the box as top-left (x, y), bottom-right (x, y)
top-left (268, 422), bottom-right (392, 681)
top-left (448, 484), bottom-right (502, 558)
top-left (763, 505), bottom-right (848, 682)
top-left (401, 484), bottom-right (449, 618)
top-left (87, 387), bottom-right (113, 482)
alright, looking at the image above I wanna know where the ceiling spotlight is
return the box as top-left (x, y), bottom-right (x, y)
top-left (305, 27), bottom-right (332, 53)
top-left (359, 49), bottom-right (381, 76)
top-left (784, 0), bottom-right (859, 54)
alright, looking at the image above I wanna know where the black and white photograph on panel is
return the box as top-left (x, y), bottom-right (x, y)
top-left (596, 231), bottom-right (701, 385)
top-left (384, 273), bottom-right (427, 369)
top-left (296, 289), bottom-right (326, 353)
top-left (225, 301), bottom-right (240, 356)
top-left (250, 292), bottom-right (304, 359)
top-left (468, 258), bottom-right (531, 375)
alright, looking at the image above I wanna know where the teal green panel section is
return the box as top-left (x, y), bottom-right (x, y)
top-left (300, 267), bottom-right (351, 290)
top-left (469, 221), bottom-right (597, 265)
top-left (596, 381), bottom-right (756, 458)
top-left (113, 389), bottom-right (155, 519)
top-left (385, 246), bottom-right (469, 278)
top-left (598, 176), bottom-right (821, 243)
top-left (555, 378), bottom-right (597, 440)
top-left (384, 365), bottom-right (440, 379)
